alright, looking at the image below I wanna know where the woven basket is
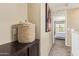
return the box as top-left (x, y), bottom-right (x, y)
top-left (17, 24), bottom-right (35, 43)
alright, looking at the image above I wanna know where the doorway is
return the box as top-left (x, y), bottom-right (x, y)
top-left (48, 10), bottom-right (71, 56)
top-left (52, 10), bottom-right (67, 46)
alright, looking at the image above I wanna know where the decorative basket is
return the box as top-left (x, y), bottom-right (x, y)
top-left (17, 23), bottom-right (35, 43)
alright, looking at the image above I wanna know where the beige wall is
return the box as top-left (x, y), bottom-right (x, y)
top-left (27, 3), bottom-right (53, 56)
top-left (0, 3), bottom-right (53, 56)
top-left (67, 8), bottom-right (79, 46)
top-left (0, 4), bottom-right (27, 45)
top-left (67, 8), bottom-right (79, 31)
top-left (27, 3), bottom-right (41, 39)
top-left (67, 8), bottom-right (79, 55)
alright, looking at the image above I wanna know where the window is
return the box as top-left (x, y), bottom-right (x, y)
top-left (55, 24), bottom-right (65, 32)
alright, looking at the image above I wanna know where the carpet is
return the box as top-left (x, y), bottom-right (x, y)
top-left (49, 39), bottom-right (71, 56)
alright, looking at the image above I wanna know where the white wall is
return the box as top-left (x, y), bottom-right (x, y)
top-left (0, 4), bottom-right (27, 45)
top-left (40, 4), bottom-right (53, 56)
top-left (71, 29), bottom-right (79, 56)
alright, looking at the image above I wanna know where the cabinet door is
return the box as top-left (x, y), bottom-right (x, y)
top-left (15, 49), bottom-right (28, 56)
top-left (17, 52), bottom-right (25, 56)
top-left (28, 42), bottom-right (39, 56)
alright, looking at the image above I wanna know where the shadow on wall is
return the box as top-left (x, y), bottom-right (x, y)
top-left (11, 25), bottom-right (18, 42)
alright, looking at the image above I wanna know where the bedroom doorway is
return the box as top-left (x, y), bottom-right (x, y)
top-left (53, 10), bottom-right (67, 46)
top-left (54, 22), bottom-right (65, 40)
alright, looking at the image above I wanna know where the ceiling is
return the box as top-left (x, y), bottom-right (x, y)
top-left (48, 3), bottom-right (79, 12)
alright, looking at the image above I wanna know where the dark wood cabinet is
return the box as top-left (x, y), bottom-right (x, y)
top-left (28, 41), bottom-right (39, 56)
top-left (0, 39), bottom-right (39, 56)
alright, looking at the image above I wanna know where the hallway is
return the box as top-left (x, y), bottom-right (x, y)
top-left (49, 39), bottom-right (71, 56)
